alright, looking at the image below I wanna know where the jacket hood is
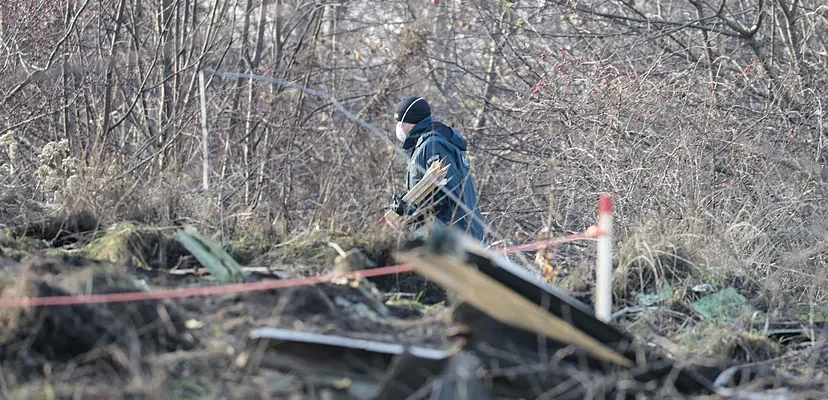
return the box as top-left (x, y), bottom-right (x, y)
top-left (402, 116), bottom-right (468, 152)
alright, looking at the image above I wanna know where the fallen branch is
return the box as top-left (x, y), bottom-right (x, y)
top-left (168, 266), bottom-right (293, 279)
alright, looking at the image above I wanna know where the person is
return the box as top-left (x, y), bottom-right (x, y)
top-left (389, 95), bottom-right (487, 243)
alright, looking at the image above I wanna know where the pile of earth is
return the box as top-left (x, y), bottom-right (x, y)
top-left (0, 254), bottom-right (196, 382)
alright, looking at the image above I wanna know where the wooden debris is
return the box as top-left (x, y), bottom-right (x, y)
top-left (383, 159), bottom-right (450, 229)
top-left (243, 328), bottom-right (534, 399)
top-left (244, 227), bottom-right (824, 399)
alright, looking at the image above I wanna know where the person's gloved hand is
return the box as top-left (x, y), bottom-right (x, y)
top-left (391, 193), bottom-right (407, 216)
top-left (390, 193), bottom-right (416, 216)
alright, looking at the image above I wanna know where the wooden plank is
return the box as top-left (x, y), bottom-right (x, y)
top-left (395, 248), bottom-right (633, 367)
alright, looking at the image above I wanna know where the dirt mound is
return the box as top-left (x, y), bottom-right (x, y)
top-left (13, 210), bottom-right (101, 247)
top-left (341, 236), bottom-right (398, 269)
top-left (236, 280), bottom-right (441, 333)
top-left (272, 283), bottom-right (428, 327)
top-left (246, 234), bottom-right (448, 304)
top-left (348, 237), bottom-right (448, 304)
top-left (0, 256), bottom-right (196, 379)
top-left (369, 272), bottom-right (447, 305)
top-left (245, 234), bottom-right (390, 273)
top-left (85, 223), bottom-right (194, 270)
top-left (711, 332), bottom-right (783, 364)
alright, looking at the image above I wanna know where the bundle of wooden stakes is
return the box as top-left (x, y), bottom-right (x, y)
top-left (383, 159), bottom-right (450, 229)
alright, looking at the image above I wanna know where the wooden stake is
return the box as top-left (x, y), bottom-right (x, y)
top-left (595, 195), bottom-right (613, 323)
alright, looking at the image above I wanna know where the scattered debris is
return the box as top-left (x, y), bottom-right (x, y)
top-left (691, 287), bottom-right (753, 323)
top-left (246, 227), bottom-right (730, 399)
top-left (1, 220), bottom-right (824, 398)
top-left (397, 236), bottom-right (634, 368)
top-left (636, 283), bottom-right (674, 307)
top-left (244, 328), bottom-right (454, 399)
top-left (693, 283), bottom-right (713, 293)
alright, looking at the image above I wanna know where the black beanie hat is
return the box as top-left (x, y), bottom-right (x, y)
top-left (394, 96), bottom-right (431, 124)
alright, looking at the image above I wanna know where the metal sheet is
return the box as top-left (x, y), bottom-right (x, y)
top-left (249, 327), bottom-right (450, 360)
top-left (245, 327), bottom-right (456, 399)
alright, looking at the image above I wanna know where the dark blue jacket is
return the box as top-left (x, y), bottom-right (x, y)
top-left (402, 116), bottom-right (486, 242)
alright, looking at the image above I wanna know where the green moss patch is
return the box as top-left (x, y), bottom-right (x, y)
top-left (84, 223), bottom-right (191, 270)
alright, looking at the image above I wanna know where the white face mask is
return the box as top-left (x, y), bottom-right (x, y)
top-left (395, 97), bottom-right (423, 143)
top-left (396, 122), bottom-right (407, 142)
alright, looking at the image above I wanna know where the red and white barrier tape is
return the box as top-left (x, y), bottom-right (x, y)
top-left (0, 264), bottom-right (415, 308)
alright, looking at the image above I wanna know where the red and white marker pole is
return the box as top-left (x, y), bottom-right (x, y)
top-left (595, 194), bottom-right (613, 323)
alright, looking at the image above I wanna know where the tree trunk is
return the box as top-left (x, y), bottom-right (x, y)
top-left (199, 69), bottom-right (210, 192)
top-left (93, 0), bottom-right (127, 165)
top-left (157, 0), bottom-right (176, 171)
top-left (243, 0), bottom-right (269, 207)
